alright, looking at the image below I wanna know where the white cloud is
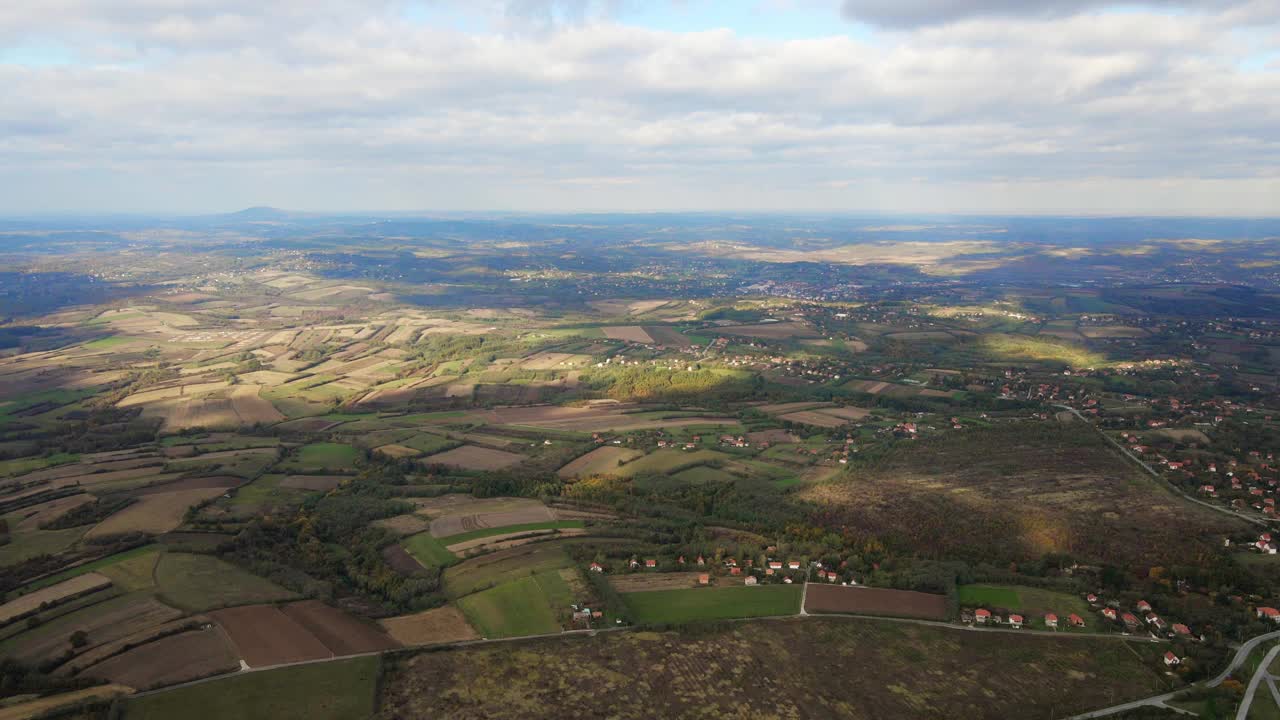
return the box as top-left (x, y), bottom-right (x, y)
top-left (0, 0), bottom-right (1276, 213)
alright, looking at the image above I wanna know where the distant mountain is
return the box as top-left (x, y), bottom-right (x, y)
top-left (223, 206), bottom-right (295, 221)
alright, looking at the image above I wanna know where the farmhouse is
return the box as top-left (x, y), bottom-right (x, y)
top-left (1172, 623), bottom-right (1191, 636)
top-left (644, 559), bottom-right (657, 569)
top-left (1136, 600), bottom-right (1152, 613)
top-left (1044, 613), bottom-right (1058, 628)
top-left (1121, 613), bottom-right (1139, 628)
top-left (1164, 652), bottom-right (1181, 666)
top-left (698, 574), bottom-right (710, 585)
top-left (589, 563), bottom-right (604, 573)
top-left (1257, 607), bottom-right (1280, 622)
top-left (1102, 608), bottom-right (1117, 621)
top-left (974, 609), bottom-right (991, 624)
top-left (1069, 614), bottom-right (1086, 628)
top-left (745, 576), bottom-right (758, 586)
top-left (1009, 614), bottom-right (1023, 629)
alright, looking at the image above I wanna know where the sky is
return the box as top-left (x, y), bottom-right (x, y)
top-left (1, 0), bottom-right (1278, 215)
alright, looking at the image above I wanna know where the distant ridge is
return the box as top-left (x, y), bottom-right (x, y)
top-left (223, 206), bottom-right (294, 221)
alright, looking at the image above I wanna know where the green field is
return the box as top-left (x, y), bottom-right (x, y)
top-left (456, 574), bottom-right (562, 638)
top-left (623, 585), bottom-right (803, 624)
top-left (0, 525), bottom-right (87, 565)
top-left (0, 451), bottom-right (79, 477)
top-left (124, 655), bottom-right (379, 720)
top-left (403, 532), bottom-right (457, 567)
top-left (981, 334), bottom-right (1106, 368)
top-left (672, 466), bottom-right (736, 484)
top-left (444, 542), bottom-right (574, 598)
top-left (277, 442), bottom-right (362, 473)
top-left (154, 552), bottom-right (296, 612)
top-left (957, 584), bottom-right (1091, 618)
top-left (8, 545), bottom-right (162, 599)
top-left (439, 520), bottom-right (585, 546)
top-left (612, 449), bottom-right (731, 477)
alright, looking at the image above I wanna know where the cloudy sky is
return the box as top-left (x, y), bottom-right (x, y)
top-left (1, 0), bottom-right (1277, 215)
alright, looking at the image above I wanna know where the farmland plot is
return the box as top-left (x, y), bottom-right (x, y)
top-left (211, 605), bottom-right (333, 667)
top-left (79, 627), bottom-right (240, 690)
top-left (803, 585), bottom-right (948, 620)
top-left (86, 487), bottom-right (225, 539)
top-left (380, 606), bottom-right (479, 646)
top-left (557, 446), bottom-right (645, 478)
top-left (420, 445), bottom-right (525, 471)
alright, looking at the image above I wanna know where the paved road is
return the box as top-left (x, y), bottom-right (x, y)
top-left (1236, 644), bottom-right (1280, 719)
top-left (1067, 630), bottom-right (1280, 719)
top-left (1053, 404), bottom-right (1271, 527)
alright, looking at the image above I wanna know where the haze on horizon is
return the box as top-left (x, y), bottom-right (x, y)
top-left (1, 0), bottom-right (1277, 216)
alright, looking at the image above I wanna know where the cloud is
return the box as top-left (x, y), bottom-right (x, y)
top-left (0, 1), bottom-right (1276, 213)
top-left (839, 0), bottom-right (1246, 28)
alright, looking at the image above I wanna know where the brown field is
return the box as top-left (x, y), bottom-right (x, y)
top-left (375, 444), bottom-right (422, 459)
top-left (0, 685), bottom-right (134, 720)
top-left (11, 597), bottom-right (184, 664)
top-left (421, 445), bottom-right (525, 471)
top-left (279, 475), bottom-right (348, 491)
top-left (746, 429), bottom-right (800, 444)
top-left (276, 417), bottom-right (344, 432)
top-left (644, 326), bottom-right (693, 348)
top-left (0, 573), bottom-right (113, 625)
top-left (609, 572), bottom-right (709, 593)
top-left (52, 467), bottom-right (180, 489)
top-left (447, 528), bottom-right (586, 556)
top-left (211, 605), bottom-right (333, 667)
top-left (803, 585), bottom-right (948, 619)
top-left (229, 385), bottom-right (286, 424)
top-left (602, 326), bottom-right (655, 343)
top-left (778, 410), bottom-right (848, 428)
top-left (383, 543), bottom-right (426, 574)
top-left (375, 513), bottom-right (434, 537)
top-left (126, 475), bottom-right (245, 496)
top-left (380, 606), bottom-right (480, 647)
top-left (756, 401), bottom-right (832, 414)
top-left (1080, 326), bottom-right (1148, 338)
top-left (86, 487), bottom-right (226, 538)
top-left (79, 627), bottom-right (240, 690)
top-left (715, 322), bottom-right (819, 339)
top-left (430, 500), bottom-right (554, 538)
top-left (1148, 428), bottom-right (1211, 444)
top-left (818, 406), bottom-right (872, 421)
top-left (520, 352), bottom-right (589, 370)
top-left (151, 397), bottom-right (241, 431)
top-left (378, 617), bottom-right (1168, 720)
top-left (58, 617), bottom-right (201, 676)
top-left (847, 380), bottom-right (891, 395)
top-left (557, 446), bottom-right (644, 478)
top-left (280, 600), bottom-right (401, 655)
top-left (11, 493), bottom-right (95, 531)
top-left (800, 423), bottom-right (1242, 567)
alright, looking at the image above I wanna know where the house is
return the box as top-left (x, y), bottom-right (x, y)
top-left (589, 562), bottom-right (604, 573)
top-left (730, 567), bottom-right (742, 576)
top-left (677, 556), bottom-right (686, 565)
top-left (1122, 613), bottom-right (1140, 627)
top-left (1069, 614), bottom-right (1085, 628)
top-left (629, 558), bottom-right (640, 569)
top-left (827, 572), bottom-right (838, 582)
top-left (1086, 593), bottom-right (1098, 604)
top-left (768, 561), bottom-right (783, 570)
top-left (783, 577), bottom-right (793, 584)
top-left (1009, 614), bottom-right (1024, 628)
top-left (696, 555), bottom-right (706, 566)
top-left (698, 573), bottom-right (710, 585)
top-left (1044, 613), bottom-right (1058, 628)
top-left (788, 561), bottom-right (801, 570)
top-left (1164, 652), bottom-right (1181, 666)
top-left (1257, 607), bottom-right (1280, 622)
top-left (1172, 623), bottom-right (1191, 636)
top-left (745, 576), bottom-right (758, 586)
top-left (1136, 600), bottom-right (1152, 613)
top-left (644, 559), bottom-right (657, 569)
top-left (1102, 608), bottom-right (1117, 620)
top-left (974, 609), bottom-right (991, 624)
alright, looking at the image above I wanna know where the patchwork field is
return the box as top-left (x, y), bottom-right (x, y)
top-left (123, 655), bottom-right (380, 720)
top-left (377, 617), bottom-right (1169, 719)
top-left (623, 585), bottom-right (802, 624)
top-left (456, 573), bottom-right (565, 638)
top-left (212, 604), bottom-right (334, 667)
top-left (557, 446), bottom-right (644, 478)
top-left (154, 553), bottom-right (296, 612)
top-left (421, 445), bottom-right (525, 471)
top-left (427, 497), bottom-right (553, 537)
top-left (609, 572), bottom-right (708, 593)
top-left (380, 606), bottom-right (480, 646)
top-left (86, 487), bottom-right (226, 538)
top-left (0, 572), bottom-right (112, 624)
top-left (80, 626), bottom-right (240, 690)
top-left (956, 584), bottom-right (1091, 618)
top-left (803, 585), bottom-right (949, 620)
